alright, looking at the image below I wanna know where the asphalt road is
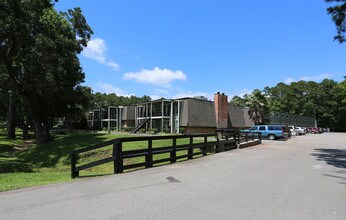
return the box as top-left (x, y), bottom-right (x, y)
top-left (1, 133), bottom-right (345, 220)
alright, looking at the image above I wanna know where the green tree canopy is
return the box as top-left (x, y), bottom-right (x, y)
top-left (231, 77), bottom-right (345, 131)
top-left (89, 93), bottom-right (151, 109)
top-left (230, 89), bottom-right (270, 125)
top-left (326, 0), bottom-right (346, 43)
top-left (229, 95), bottom-right (246, 107)
top-left (245, 89), bottom-right (270, 125)
top-left (0, 0), bottom-right (93, 143)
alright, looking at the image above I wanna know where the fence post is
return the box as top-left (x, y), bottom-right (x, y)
top-left (215, 136), bottom-right (220, 153)
top-left (245, 133), bottom-right (248, 142)
top-left (171, 137), bottom-right (177, 163)
top-left (252, 133), bottom-right (254, 141)
top-left (113, 142), bottom-right (118, 174)
top-left (146, 138), bottom-right (153, 168)
top-left (203, 136), bottom-right (207, 156)
top-left (114, 141), bottom-right (123, 173)
top-left (259, 132), bottom-right (262, 144)
top-left (71, 152), bottom-right (79, 179)
top-left (188, 136), bottom-right (193, 159)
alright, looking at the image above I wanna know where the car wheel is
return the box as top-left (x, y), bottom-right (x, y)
top-left (268, 134), bottom-right (276, 140)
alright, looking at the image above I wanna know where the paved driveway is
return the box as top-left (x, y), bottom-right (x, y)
top-left (1, 133), bottom-right (345, 220)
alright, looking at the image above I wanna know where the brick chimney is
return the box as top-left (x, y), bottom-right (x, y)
top-left (214, 92), bottom-right (228, 129)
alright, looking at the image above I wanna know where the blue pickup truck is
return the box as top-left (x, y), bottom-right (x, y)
top-left (242, 125), bottom-right (288, 140)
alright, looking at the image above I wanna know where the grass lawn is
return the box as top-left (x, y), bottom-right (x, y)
top-left (0, 131), bottom-right (203, 192)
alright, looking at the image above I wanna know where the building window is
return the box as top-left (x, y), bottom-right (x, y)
top-left (276, 113), bottom-right (280, 117)
top-left (281, 113), bottom-right (285, 118)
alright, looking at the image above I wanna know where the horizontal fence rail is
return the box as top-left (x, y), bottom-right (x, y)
top-left (70, 131), bottom-right (262, 178)
top-left (239, 131), bottom-right (262, 143)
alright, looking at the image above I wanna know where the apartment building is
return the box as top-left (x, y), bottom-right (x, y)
top-left (270, 111), bottom-right (316, 127)
top-left (133, 92), bottom-right (254, 134)
top-left (87, 105), bottom-right (136, 131)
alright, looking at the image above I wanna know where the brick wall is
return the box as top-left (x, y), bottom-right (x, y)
top-left (214, 92), bottom-right (228, 129)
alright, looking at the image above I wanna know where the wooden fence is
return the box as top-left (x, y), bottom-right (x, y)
top-left (71, 132), bottom-right (261, 178)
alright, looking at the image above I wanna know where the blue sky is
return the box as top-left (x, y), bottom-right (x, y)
top-left (55, 0), bottom-right (345, 100)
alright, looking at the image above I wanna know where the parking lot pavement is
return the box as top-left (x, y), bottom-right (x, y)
top-left (0, 133), bottom-right (345, 220)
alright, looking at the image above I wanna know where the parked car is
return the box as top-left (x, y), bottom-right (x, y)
top-left (288, 126), bottom-right (298, 136)
top-left (241, 125), bottom-right (288, 140)
top-left (295, 127), bottom-right (306, 135)
top-left (308, 127), bottom-right (319, 134)
top-left (318, 127), bottom-right (324, 133)
top-left (282, 125), bottom-right (292, 137)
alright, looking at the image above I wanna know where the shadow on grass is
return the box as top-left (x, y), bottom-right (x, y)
top-left (0, 159), bottom-right (33, 173)
top-left (0, 134), bottom-right (34, 173)
top-left (16, 132), bottom-right (114, 168)
top-left (312, 148), bottom-right (346, 169)
top-left (0, 144), bottom-right (15, 154)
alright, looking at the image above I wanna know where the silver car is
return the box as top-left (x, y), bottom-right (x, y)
top-left (296, 127), bottom-right (306, 135)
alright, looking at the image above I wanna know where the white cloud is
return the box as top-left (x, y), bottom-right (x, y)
top-left (299, 74), bottom-right (332, 81)
top-left (149, 95), bottom-right (163, 100)
top-left (284, 77), bottom-right (295, 84)
top-left (173, 91), bottom-right (212, 100)
top-left (155, 89), bottom-right (170, 95)
top-left (228, 88), bottom-right (252, 99)
top-left (148, 89), bottom-right (170, 100)
top-left (107, 61), bottom-right (120, 70)
top-left (123, 67), bottom-right (187, 87)
top-left (284, 74), bottom-right (333, 84)
top-left (82, 38), bottom-right (120, 70)
top-left (94, 82), bottom-right (133, 97)
top-left (147, 90), bottom-right (212, 101)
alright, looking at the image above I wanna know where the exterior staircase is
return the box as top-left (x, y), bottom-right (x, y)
top-left (131, 118), bottom-right (150, 133)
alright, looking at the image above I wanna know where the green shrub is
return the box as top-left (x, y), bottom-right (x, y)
top-left (148, 128), bottom-right (158, 134)
top-left (162, 128), bottom-right (170, 133)
top-left (123, 127), bottom-right (134, 132)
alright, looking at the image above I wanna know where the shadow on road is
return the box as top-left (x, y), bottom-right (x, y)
top-left (312, 149), bottom-right (346, 185)
top-left (312, 148), bottom-right (346, 169)
top-left (261, 137), bottom-right (289, 142)
top-left (323, 172), bottom-right (346, 185)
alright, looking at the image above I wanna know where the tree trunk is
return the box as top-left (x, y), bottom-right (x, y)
top-left (22, 118), bottom-right (29, 140)
top-left (44, 119), bottom-right (51, 141)
top-left (69, 114), bottom-right (73, 132)
top-left (7, 92), bottom-right (16, 139)
top-left (32, 117), bottom-right (51, 144)
top-left (255, 109), bottom-right (259, 125)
